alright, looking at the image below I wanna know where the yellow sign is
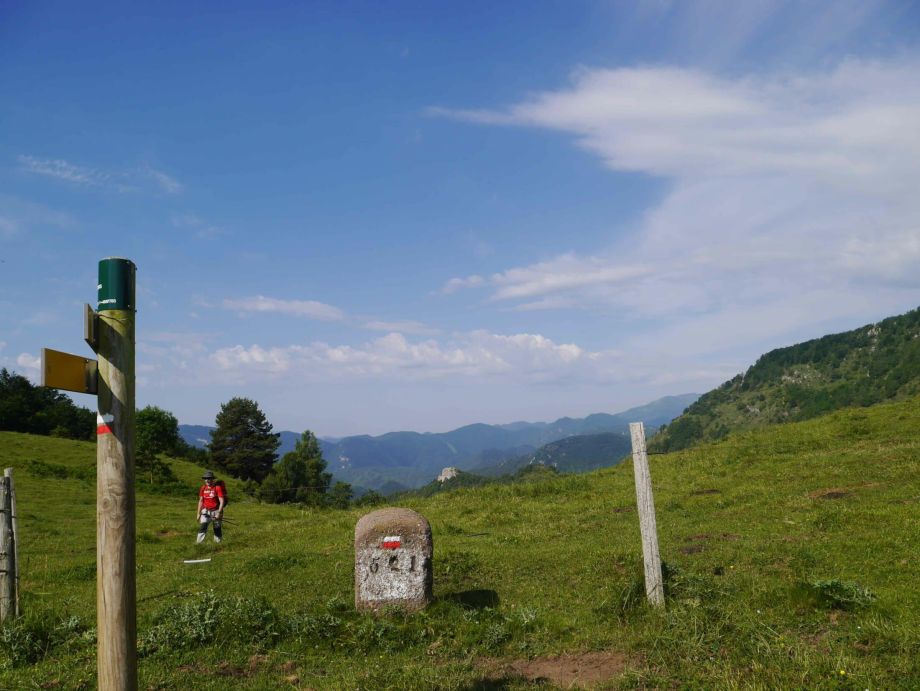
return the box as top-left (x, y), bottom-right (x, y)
top-left (41, 348), bottom-right (98, 395)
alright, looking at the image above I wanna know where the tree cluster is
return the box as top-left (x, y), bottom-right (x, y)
top-left (2, 367), bottom-right (356, 508)
top-left (0, 368), bottom-right (94, 440)
top-left (209, 397), bottom-right (353, 508)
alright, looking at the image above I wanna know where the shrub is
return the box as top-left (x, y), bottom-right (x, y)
top-left (140, 590), bottom-right (284, 656)
top-left (803, 579), bottom-right (876, 611)
top-left (0, 612), bottom-right (91, 668)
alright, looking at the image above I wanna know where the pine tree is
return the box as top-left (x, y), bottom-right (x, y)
top-left (258, 430), bottom-right (331, 504)
top-left (209, 397), bottom-right (280, 482)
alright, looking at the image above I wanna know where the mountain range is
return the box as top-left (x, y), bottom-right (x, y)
top-left (179, 393), bottom-right (698, 492)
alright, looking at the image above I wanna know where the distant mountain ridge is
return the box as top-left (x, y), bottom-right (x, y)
top-left (179, 393), bottom-right (698, 491)
top-left (474, 431), bottom-right (634, 477)
top-left (653, 306), bottom-right (920, 452)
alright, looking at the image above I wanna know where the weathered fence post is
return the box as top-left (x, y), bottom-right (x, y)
top-left (4, 468), bottom-right (20, 618)
top-left (95, 258), bottom-right (137, 690)
top-left (0, 475), bottom-right (15, 622)
top-left (629, 422), bottom-right (664, 607)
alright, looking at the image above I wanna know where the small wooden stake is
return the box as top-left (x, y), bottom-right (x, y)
top-left (629, 422), bottom-right (664, 607)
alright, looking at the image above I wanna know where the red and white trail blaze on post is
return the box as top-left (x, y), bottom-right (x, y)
top-left (96, 413), bottom-right (114, 436)
top-left (355, 508), bottom-right (433, 613)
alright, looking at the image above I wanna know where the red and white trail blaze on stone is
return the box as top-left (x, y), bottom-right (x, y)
top-left (355, 508), bottom-right (432, 613)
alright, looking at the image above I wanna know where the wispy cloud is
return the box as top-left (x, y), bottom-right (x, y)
top-left (19, 155), bottom-right (182, 195)
top-left (434, 57), bottom-right (920, 351)
top-left (0, 196), bottom-right (76, 239)
top-left (0, 218), bottom-right (18, 238)
top-left (144, 166), bottom-right (183, 194)
top-left (171, 214), bottom-right (225, 239)
top-left (223, 295), bottom-right (346, 322)
top-left (362, 320), bottom-right (441, 336)
top-left (18, 156), bottom-right (111, 187)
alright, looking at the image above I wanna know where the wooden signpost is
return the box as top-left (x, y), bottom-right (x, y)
top-left (40, 257), bottom-right (138, 691)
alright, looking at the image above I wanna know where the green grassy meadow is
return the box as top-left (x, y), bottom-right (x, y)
top-left (1, 396), bottom-right (919, 689)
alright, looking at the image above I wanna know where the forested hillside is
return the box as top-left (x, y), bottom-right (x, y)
top-left (474, 432), bottom-right (633, 477)
top-left (654, 306), bottom-right (920, 451)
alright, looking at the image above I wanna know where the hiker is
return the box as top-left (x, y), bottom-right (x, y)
top-left (196, 470), bottom-right (226, 544)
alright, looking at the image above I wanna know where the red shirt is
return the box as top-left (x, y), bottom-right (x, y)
top-left (199, 482), bottom-right (225, 510)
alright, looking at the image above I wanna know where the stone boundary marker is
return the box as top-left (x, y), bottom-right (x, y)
top-left (355, 508), bottom-right (433, 613)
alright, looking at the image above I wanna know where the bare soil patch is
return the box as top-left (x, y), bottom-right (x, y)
top-left (808, 482), bottom-right (881, 500)
top-left (215, 661), bottom-right (249, 678)
top-left (808, 487), bottom-right (851, 500)
top-left (481, 650), bottom-right (629, 688)
top-left (690, 488), bottom-right (721, 496)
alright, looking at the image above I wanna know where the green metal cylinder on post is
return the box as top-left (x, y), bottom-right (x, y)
top-left (96, 257), bottom-right (137, 691)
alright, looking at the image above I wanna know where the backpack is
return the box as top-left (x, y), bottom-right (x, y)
top-left (215, 479), bottom-right (229, 506)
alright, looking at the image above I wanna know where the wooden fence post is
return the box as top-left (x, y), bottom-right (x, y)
top-left (4, 468), bottom-right (19, 618)
top-left (629, 422), bottom-right (664, 607)
top-left (0, 476), bottom-right (15, 622)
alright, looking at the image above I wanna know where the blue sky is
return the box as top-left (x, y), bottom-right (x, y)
top-left (2, 1), bottom-right (919, 436)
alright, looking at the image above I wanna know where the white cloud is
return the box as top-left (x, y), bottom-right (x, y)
top-left (433, 58), bottom-right (920, 351)
top-left (223, 295), bottom-right (346, 322)
top-left (209, 330), bottom-right (604, 382)
top-left (19, 155), bottom-right (182, 195)
top-left (434, 61), bottom-right (920, 187)
top-left (442, 274), bottom-right (484, 294)
top-left (489, 253), bottom-right (652, 302)
top-left (213, 344), bottom-right (291, 373)
top-left (16, 353), bottom-right (40, 371)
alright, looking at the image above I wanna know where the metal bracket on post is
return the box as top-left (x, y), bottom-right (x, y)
top-left (84, 304), bottom-right (99, 352)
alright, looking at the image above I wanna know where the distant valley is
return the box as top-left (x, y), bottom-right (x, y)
top-left (179, 393), bottom-right (698, 492)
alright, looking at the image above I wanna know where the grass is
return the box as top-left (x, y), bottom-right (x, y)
top-left (1, 395), bottom-right (919, 688)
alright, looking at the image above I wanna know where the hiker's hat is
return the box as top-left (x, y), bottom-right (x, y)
top-left (202, 470), bottom-right (215, 480)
